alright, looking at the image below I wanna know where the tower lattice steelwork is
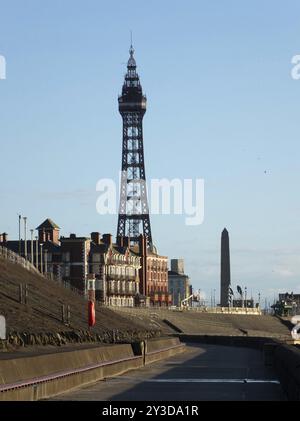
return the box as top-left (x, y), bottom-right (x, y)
top-left (117, 45), bottom-right (152, 247)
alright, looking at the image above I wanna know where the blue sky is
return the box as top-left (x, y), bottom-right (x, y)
top-left (0, 0), bottom-right (300, 305)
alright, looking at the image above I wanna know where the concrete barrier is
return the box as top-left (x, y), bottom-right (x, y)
top-left (174, 334), bottom-right (282, 350)
top-left (0, 344), bottom-right (143, 401)
top-left (0, 337), bottom-right (186, 401)
top-left (145, 337), bottom-right (186, 364)
top-left (273, 345), bottom-right (300, 401)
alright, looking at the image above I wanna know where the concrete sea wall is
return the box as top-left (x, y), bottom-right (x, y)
top-left (0, 337), bottom-right (185, 401)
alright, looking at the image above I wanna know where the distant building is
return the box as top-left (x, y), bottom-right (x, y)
top-left (90, 233), bottom-right (141, 307)
top-left (273, 292), bottom-right (300, 316)
top-left (132, 236), bottom-right (171, 307)
top-left (168, 259), bottom-right (191, 307)
top-left (51, 232), bottom-right (142, 307)
top-left (0, 219), bottom-right (141, 307)
top-left (1, 218), bottom-right (173, 307)
top-left (60, 234), bottom-right (91, 292)
top-left (0, 218), bottom-right (62, 277)
top-left (278, 292), bottom-right (300, 308)
top-left (233, 299), bottom-right (255, 309)
top-left (37, 219), bottom-right (60, 244)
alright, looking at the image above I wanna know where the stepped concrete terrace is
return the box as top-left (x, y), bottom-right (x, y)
top-left (0, 257), bottom-right (161, 350)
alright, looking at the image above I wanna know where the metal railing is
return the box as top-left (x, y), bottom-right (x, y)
top-left (0, 245), bottom-right (86, 302)
top-left (0, 245), bottom-right (40, 275)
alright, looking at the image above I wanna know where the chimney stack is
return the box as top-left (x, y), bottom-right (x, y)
top-left (102, 234), bottom-right (113, 247)
top-left (0, 233), bottom-right (8, 243)
top-left (116, 236), bottom-right (124, 247)
top-left (91, 232), bottom-right (101, 245)
top-left (123, 236), bottom-right (130, 248)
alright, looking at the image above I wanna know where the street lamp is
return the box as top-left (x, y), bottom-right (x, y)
top-left (44, 248), bottom-right (48, 275)
top-left (40, 243), bottom-right (44, 274)
top-left (245, 287), bottom-right (247, 312)
top-left (23, 217), bottom-right (27, 260)
top-left (30, 229), bottom-right (34, 265)
top-left (18, 214), bottom-right (22, 256)
top-left (35, 236), bottom-right (38, 269)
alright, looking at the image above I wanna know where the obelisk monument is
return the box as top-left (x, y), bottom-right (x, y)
top-left (220, 228), bottom-right (231, 307)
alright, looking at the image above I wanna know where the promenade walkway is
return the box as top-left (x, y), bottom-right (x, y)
top-left (54, 343), bottom-right (285, 401)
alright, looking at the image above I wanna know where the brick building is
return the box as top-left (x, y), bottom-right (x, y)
top-left (1, 218), bottom-right (173, 307)
top-left (0, 219), bottom-right (142, 307)
top-left (0, 219), bottom-right (61, 276)
top-left (135, 235), bottom-right (171, 307)
top-left (90, 234), bottom-right (141, 307)
top-left (60, 234), bottom-right (91, 292)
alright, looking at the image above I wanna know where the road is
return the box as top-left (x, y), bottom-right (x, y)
top-left (53, 343), bottom-right (285, 401)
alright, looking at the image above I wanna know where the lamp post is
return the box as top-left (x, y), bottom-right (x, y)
top-left (18, 214), bottom-right (22, 256)
top-left (23, 217), bottom-right (27, 260)
top-left (213, 289), bottom-right (216, 308)
top-left (44, 249), bottom-right (48, 276)
top-left (35, 236), bottom-right (38, 269)
top-left (30, 229), bottom-right (34, 265)
top-left (245, 287), bottom-right (247, 313)
top-left (40, 243), bottom-right (44, 274)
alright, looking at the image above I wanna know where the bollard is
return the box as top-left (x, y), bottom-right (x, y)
top-left (19, 284), bottom-right (23, 304)
top-left (67, 305), bottom-right (71, 325)
top-left (61, 304), bottom-right (65, 324)
top-left (24, 284), bottom-right (28, 305)
top-left (0, 315), bottom-right (6, 340)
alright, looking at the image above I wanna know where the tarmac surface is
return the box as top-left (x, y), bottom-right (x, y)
top-left (53, 343), bottom-right (285, 401)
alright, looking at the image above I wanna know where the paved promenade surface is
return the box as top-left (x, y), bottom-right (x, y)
top-left (53, 344), bottom-right (285, 401)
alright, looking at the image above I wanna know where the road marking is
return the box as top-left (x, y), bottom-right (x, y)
top-left (109, 376), bottom-right (280, 384)
top-left (140, 379), bottom-right (280, 384)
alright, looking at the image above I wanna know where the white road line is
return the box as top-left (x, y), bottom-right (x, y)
top-left (109, 377), bottom-right (280, 384)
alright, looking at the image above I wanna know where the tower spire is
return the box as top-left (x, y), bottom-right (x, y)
top-left (127, 40), bottom-right (136, 71)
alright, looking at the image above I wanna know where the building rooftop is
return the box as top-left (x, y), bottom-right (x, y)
top-left (36, 218), bottom-right (60, 230)
top-left (168, 270), bottom-right (189, 278)
top-left (0, 240), bottom-right (60, 253)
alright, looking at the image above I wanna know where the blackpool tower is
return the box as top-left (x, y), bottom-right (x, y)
top-left (117, 45), bottom-right (153, 247)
